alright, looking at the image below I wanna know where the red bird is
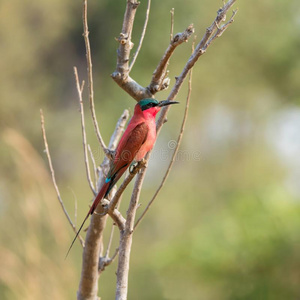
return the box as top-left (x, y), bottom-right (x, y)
top-left (66, 98), bottom-right (178, 256)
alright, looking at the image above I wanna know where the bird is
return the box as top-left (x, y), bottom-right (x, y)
top-left (66, 98), bottom-right (178, 257)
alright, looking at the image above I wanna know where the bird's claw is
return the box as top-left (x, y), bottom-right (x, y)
top-left (129, 161), bottom-right (138, 174)
top-left (129, 159), bottom-right (147, 174)
top-left (138, 158), bottom-right (147, 169)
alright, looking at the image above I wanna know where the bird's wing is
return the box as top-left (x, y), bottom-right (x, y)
top-left (106, 122), bottom-right (149, 187)
top-left (65, 123), bottom-right (148, 258)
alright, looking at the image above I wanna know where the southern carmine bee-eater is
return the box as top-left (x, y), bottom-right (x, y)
top-left (66, 98), bottom-right (178, 256)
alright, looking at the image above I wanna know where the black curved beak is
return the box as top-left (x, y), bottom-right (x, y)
top-left (158, 100), bottom-right (179, 107)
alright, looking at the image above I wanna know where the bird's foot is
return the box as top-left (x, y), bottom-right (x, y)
top-left (138, 158), bottom-right (147, 169)
top-left (129, 161), bottom-right (138, 174)
top-left (129, 159), bottom-right (147, 174)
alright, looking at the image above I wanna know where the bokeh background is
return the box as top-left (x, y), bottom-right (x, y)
top-left (1, 0), bottom-right (299, 299)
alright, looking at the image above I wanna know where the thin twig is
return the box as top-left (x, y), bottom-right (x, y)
top-left (205, 9), bottom-right (238, 48)
top-left (40, 109), bottom-right (84, 247)
top-left (82, 0), bottom-right (109, 157)
top-left (68, 186), bottom-right (78, 227)
top-left (104, 186), bottom-right (123, 259)
top-left (88, 144), bottom-right (98, 190)
top-left (129, 0), bottom-right (151, 72)
top-left (156, 0), bottom-right (237, 134)
top-left (148, 24), bottom-right (194, 94)
top-left (105, 223), bottom-right (116, 257)
top-left (108, 246), bottom-right (119, 264)
top-left (135, 49), bottom-right (193, 229)
top-left (74, 191), bottom-right (78, 227)
top-left (99, 246), bottom-right (120, 273)
top-left (105, 209), bottom-right (118, 258)
top-left (98, 189), bottom-right (122, 274)
top-left (74, 67), bottom-right (96, 195)
top-left (170, 8), bottom-right (174, 41)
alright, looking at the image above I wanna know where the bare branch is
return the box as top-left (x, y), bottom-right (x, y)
top-left (147, 24), bottom-right (194, 94)
top-left (99, 246), bottom-right (119, 273)
top-left (156, 0), bottom-right (237, 134)
top-left (205, 9), bottom-right (238, 48)
top-left (78, 109), bottom-right (129, 299)
top-left (74, 67), bottom-right (97, 195)
top-left (111, 72), bottom-right (153, 101)
top-left (129, 0), bottom-right (151, 72)
top-left (107, 246), bottom-right (119, 265)
top-left (99, 191), bottom-right (123, 274)
top-left (88, 144), bottom-right (98, 190)
top-left (105, 223), bottom-right (116, 257)
top-left (77, 1), bottom-right (237, 299)
top-left (113, 2), bottom-right (237, 299)
top-left (104, 197), bottom-right (121, 257)
top-left (170, 8), bottom-right (174, 41)
top-left (68, 186), bottom-right (79, 227)
top-left (40, 110), bottom-right (84, 248)
top-left (135, 56), bottom-right (193, 229)
top-left (111, 0), bottom-right (153, 101)
top-left (97, 158), bottom-right (146, 277)
top-left (101, 199), bottom-right (126, 231)
top-left (114, 0), bottom-right (140, 78)
top-left (82, 0), bottom-right (109, 157)
top-left (116, 168), bottom-right (147, 300)
top-left (95, 161), bottom-right (145, 230)
top-left (78, 209), bottom-right (108, 300)
top-left (108, 159), bottom-right (146, 212)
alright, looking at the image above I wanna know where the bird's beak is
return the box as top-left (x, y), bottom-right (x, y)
top-left (158, 100), bottom-right (179, 107)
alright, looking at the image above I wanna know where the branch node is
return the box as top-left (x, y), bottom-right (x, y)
top-left (161, 77), bottom-right (170, 90)
top-left (111, 72), bottom-right (122, 79)
top-left (153, 84), bottom-right (160, 92)
top-left (105, 149), bottom-right (115, 161)
top-left (130, 0), bottom-right (140, 9)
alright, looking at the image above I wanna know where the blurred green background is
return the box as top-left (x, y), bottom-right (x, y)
top-left (1, 0), bottom-right (299, 299)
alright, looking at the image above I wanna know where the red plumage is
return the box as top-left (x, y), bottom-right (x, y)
top-left (65, 99), bottom-right (178, 257)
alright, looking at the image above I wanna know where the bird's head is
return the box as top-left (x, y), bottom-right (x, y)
top-left (137, 98), bottom-right (179, 117)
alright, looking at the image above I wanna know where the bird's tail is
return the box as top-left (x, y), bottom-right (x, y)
top-left (65, 181), bottom-right (110, 259)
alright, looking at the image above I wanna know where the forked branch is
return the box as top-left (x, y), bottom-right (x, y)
top-left (135, 62), bottom-right (193, 229)
top-left (129, 0), bottom-right (152, 72)
top-left (114, 2), bottom-right (237, 299)
top-left (111, 0), bottom-right (195, 101)
top-left (147, 24), bottom-right (194, 94)
top-left (156, 0), bottom-right (237, 133)
top-left (78, 109), bottom-right (129, 300)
